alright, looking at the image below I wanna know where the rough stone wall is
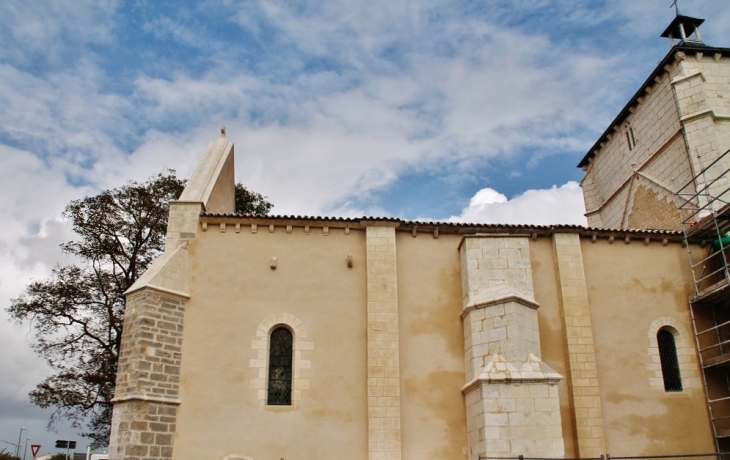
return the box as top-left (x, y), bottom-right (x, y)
top-left (109, 401), bottom-right (178, 460)
top-left (110, 289), bottom-right (186, 460)
top-left (626, 183), bottom-right (684, 229)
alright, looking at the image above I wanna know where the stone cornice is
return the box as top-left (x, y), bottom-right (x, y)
top-left (199, 215), bottom-right (685, 243)
top-left (461, 295), bottom-right (540, 319)
top-left (111, 394), bottom-right (182, 405)
top-left (125, 284), bottom-right (191, 299)
top-left (461, 353), bottom-right (563, 394)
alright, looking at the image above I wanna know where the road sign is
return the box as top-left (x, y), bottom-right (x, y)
top-left (54, 440), bottom-right (76, 449)
top-left (30, 444), bottom-right (40, 457)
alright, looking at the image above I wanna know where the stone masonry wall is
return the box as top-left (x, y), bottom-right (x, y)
top-left (465, 380), bottom-right (563, 458)
top-left (109, 401), bottom-right (178, 460)
top-left (110, 289), bottom-right (186, 460)
top-left (552, 233), bottom-right (606, 458)
top-left (583, 50), bottom-right (730, 230)
top-left (462, 300), bottom-right (541, 381)
top-left (582, 54), bottom-right (686, 229)
top-left (625, 182), bottom-right (685, 230)
top-left (165, 202), bottom-right (203, 253)
top-left (581, 170), bottom-right (602, 226)
top-left (460, 236), bottom-right (564, 459)
top-left (674, 51), bottom-right (730, 208)
top-left (460, 236), bottom-right (535, 383)
top-left (460, 236), bottom-right (534, 307)
top-left (365, 225), bottom-right (402, 460)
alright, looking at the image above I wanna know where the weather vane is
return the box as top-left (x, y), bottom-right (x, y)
top-left (670, 0), bottom-right (680, 16)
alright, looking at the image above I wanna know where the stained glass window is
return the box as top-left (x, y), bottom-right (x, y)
top-left (267, 327), bottom-right (293, 405)
top-left (658, 329), bottom-right (683, 392)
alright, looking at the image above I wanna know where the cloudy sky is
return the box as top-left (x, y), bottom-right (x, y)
top-left (1, 0), bottom-right (729, 454)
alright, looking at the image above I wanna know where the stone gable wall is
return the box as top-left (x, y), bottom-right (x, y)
top-left (582, 55), bottom-right (686, 229)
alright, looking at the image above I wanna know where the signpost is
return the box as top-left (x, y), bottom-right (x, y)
top-left (30, 445), bottom-right (40, 458)
top-left (55, 440), bottom-right (76, 459)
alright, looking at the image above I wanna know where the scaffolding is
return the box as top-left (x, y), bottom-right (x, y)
top-left (676, 148), bottom-right (730, 451)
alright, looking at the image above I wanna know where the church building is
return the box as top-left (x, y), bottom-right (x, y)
top-left (108, 13), bottom-right (730, 460)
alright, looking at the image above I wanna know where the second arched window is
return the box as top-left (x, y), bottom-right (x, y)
top-left (268, 327), bottom-right (293, 405)
top-left (658, 329), bottom-right (683, 392)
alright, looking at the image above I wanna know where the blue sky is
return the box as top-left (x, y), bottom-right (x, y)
top-left (1, 0), bottom-right (729, 454)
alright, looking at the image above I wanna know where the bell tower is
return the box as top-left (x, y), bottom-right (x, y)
top-left (660, 14), bottom-right (706, 47)
top-left (577, 6), bottom-right (730, 231)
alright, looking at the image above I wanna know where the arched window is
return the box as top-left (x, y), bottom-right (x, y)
top-left (658, 329), bottom-right (683, 392)
top-left (267, 327), bottom-right (293, 405)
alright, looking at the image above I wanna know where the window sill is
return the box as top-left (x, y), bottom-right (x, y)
top-left (263, 403), bottom-right (298, 411)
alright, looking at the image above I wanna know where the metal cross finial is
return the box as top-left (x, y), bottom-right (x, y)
top-left (220, 126), bottom-right (226, 138)
top-left (670, 0), bottom-right (680, 16)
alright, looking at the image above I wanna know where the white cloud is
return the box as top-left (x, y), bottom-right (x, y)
top-left (0, 144), bottom-right (86, 445)
top-left (449, 181), bottom-right (587, 225)
top-left (107, 10), bottom-right (630, 218)
top-left (0, 0), bottom-right (116, 65)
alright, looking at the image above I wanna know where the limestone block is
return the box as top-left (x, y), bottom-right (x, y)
top-left (462, 352), bottom-right (564, 459)
top-left (366, 226), bottom-right (402, 460)
top-left (178, 138), bottom-right (235, 214)
top-left (460, 236), bottom-right (534, 309)
top-left (552, 233), bottom-right (606, 457)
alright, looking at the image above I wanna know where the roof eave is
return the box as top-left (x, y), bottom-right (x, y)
top-left (198, 213), bottom-right (684, 238)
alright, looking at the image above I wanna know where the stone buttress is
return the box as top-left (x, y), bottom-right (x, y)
top-left (365, 223), bottom-right (403, 460)
top-left (460, 235), bottom-right (565, 459)
top-left (109, 133), bottom-right (235, 460)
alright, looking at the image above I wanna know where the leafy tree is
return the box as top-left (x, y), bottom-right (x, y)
top-left (235, 183), bottom-right (273, 216)
top-left (49, 454), bottom-right (72, 460)
top-left (7, 171), bottom-right (272, 448)
top-left (0, 449), bottom-right (20, 460)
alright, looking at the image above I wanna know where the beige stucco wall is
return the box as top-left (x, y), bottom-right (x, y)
top-left (581, 238), bottom-right (714, 455)
top-left (164, 220), bottom-right (713, 459)
top-left (395, 232), bottom-right (468, 459)
top-left (174, 227), bottom-right (471, 460)
top-left (174, 225), bottom-right (369, 460)
top-left (530, 237), bottom-right (579, 457)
